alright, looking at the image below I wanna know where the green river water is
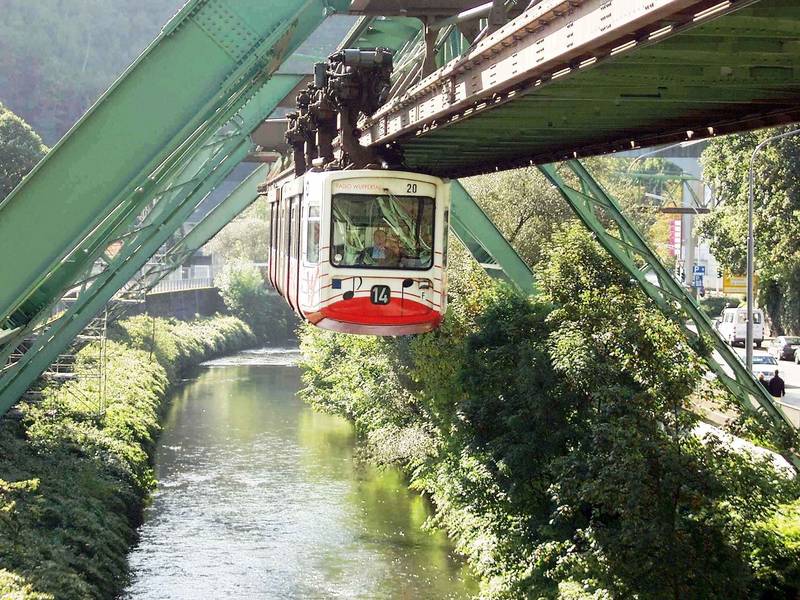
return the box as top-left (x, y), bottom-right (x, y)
top-left (121, 349), bottom-right (478, 599)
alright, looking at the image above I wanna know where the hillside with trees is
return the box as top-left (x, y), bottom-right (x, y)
top-left (0, 0), bottom-right (184, 145)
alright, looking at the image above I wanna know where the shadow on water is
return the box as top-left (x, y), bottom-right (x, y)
top-left (122, 355), bottom-right (478, 599)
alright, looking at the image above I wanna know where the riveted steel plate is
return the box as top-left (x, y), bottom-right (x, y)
top-left (191, 0), bottom-right (260, 62)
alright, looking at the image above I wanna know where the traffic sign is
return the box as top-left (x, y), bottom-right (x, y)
top-left (723, 274), bottom-right (758, 294)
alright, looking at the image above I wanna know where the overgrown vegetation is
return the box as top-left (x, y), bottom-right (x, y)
top-left (301, 218), bottom-right (800, 596)
top-left (216, 260), bottom-right (297, 344)
top-left (0, 315), bottom-right (254, 599)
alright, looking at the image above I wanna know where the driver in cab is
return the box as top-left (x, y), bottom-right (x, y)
top-left (359, 229), bottom-right (401, 268)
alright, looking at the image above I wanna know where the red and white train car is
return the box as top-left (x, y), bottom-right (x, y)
top-left (266, 169), bottom-right (450, 335)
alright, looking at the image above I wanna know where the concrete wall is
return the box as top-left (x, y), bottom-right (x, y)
top-left (145, 287), bottom-right (226, 320)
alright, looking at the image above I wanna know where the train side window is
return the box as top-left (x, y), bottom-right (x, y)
top-left (294, 197), bottom-right (302, 261)
top-left (441, 209), bottom-right (449, 268)
top-left (305, 205), bottom-right (320, 264)
top-left (288, 200), bottom-right (296, 260)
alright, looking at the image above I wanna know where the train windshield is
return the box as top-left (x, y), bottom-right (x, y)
top-left (331, 193), bottom-right (434, 269)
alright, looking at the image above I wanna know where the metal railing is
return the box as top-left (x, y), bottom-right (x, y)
top-left (148, 277), bottom-right (215, 294)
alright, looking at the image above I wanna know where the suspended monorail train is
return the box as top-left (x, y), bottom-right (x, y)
top-left (266, 169), bottom-right (450, 335)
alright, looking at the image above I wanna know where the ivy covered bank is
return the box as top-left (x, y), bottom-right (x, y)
top-left (0, 315), bottom-right (255, 599)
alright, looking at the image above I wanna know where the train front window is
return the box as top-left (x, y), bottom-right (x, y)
top-left (331, 193), bottom-right (434, 269)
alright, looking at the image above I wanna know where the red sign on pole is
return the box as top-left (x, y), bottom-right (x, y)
top-left (668, 219), bottom-right (682, 256)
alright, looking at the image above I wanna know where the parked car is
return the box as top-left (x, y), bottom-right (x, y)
top-left (769, 336), bottom-right (800, 361)
top-left (717, 307), bottom-right (764, 348)
top-left (751, 355), bottom-right (779, 382)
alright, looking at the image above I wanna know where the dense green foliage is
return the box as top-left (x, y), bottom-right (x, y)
top-left (210, 195), bottom-right (299, 344)
top-left (698, 295), bottom-right (743, 319)
top-left (459, 157), bottom-right (678, 269)
top-left (216, 260), bottom-right (297, 344)
top-left (0, 0), bottom-right (183, 144)
top-left (0, 315), bottom-right (254, 599)
top-left (699, 127), bottom-right (800, 335)
top-left (461, 168), bottom-right (574, 267)
top-left (207, 198), bottom-right (270, 265)
top-left (300, 223), bottom-right (800, 599)
top-left (0, 104), bottom-right (47, 201)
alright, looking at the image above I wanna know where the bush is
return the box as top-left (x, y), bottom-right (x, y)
top-left (299, 224), bottom-right (800, 599)
top-left (0, 315), bottom-right (254, 599)
top-left (216, 260), bottom-right (297, 344)
top-left (699, 295), bottom-right (742, 318)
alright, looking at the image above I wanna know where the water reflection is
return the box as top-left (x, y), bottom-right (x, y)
top-left (122, 360), bottom-right (476, 599)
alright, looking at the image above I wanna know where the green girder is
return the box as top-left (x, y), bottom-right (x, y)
top-left (137, 163), bottom-right (271, 293)
top-left (539, 160), bottom-right (799, 468)
top-left (450, 181), bottom-right (536, 295)
top-left (0, 0), bottom-right (341, 413)
top-left (0, 139), bottom-right (252, 414)
top-left (0, 0), bottom-right (344, 331)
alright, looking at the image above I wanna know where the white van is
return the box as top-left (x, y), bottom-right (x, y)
top-left (717, 307), bottom-right (764, 348)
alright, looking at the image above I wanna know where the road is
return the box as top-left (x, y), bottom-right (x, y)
top-left (732, 346), bottom-right (800, 407)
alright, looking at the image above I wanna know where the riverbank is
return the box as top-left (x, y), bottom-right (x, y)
top-left (299, 225), bottom-right (800, 599)
top-left (0, 315), bottom-right (255, 599)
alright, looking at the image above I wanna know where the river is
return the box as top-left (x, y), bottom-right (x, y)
top-left (121, 348), bottom-right (477, 599)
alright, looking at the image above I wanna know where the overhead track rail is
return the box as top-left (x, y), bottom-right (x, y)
top-left (359, 0), bottom-right (800, 177)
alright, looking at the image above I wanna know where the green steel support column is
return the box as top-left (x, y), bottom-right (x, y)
top-left (0, 141), bottom-right (253, 415)
top-left (0, 72), bottom-right (302, 413)
top-left (538, 160), bottom-right (799, 466)
top-left (451, 181), bottom-right (536, 295)
top-left (139, 163), bottom-right (270, 290)
top-left (0, 0), bottom-right (347, 332)
top-left (0, 74), bottom-right (301, 366)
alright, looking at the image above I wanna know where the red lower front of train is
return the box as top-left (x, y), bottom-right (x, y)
top-left (307, 296), bottom-right (442, 336)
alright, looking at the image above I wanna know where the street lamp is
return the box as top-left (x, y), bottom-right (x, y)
top-left (746, 127), bottom-right (800, 371)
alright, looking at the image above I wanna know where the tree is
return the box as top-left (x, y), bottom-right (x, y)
top-left (216, 260), bottom-right (296, 343)
top-left (461, 167), bottom-right (574, 267)
top-left (301, 222), bottom-right (800, 599)
top-left (0, 104), bottom-right (47, 201)
top-left (460, 158), bottom-right (683, 271)
top-left (207, 199), bottom-right (270, 264)
top-left (699, 127), bottom-right (800, 335)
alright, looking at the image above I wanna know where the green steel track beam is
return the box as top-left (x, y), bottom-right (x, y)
top-left (0, 71), bottom-right (303, 413)
top-left (136, 163), bottom-right (271, 292)
top-left (0, 0), bottom-right (346, 332)
top-left (0, 74), bottom-right (303, 366)
top-left (0, 0), bottom-right (338, 414)
top-left (0, 139), bottom-right (252, 415)
top-left (538, 160), bottom-right (799, 468)
top-left (451, 181), bottom-right (536, 296)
